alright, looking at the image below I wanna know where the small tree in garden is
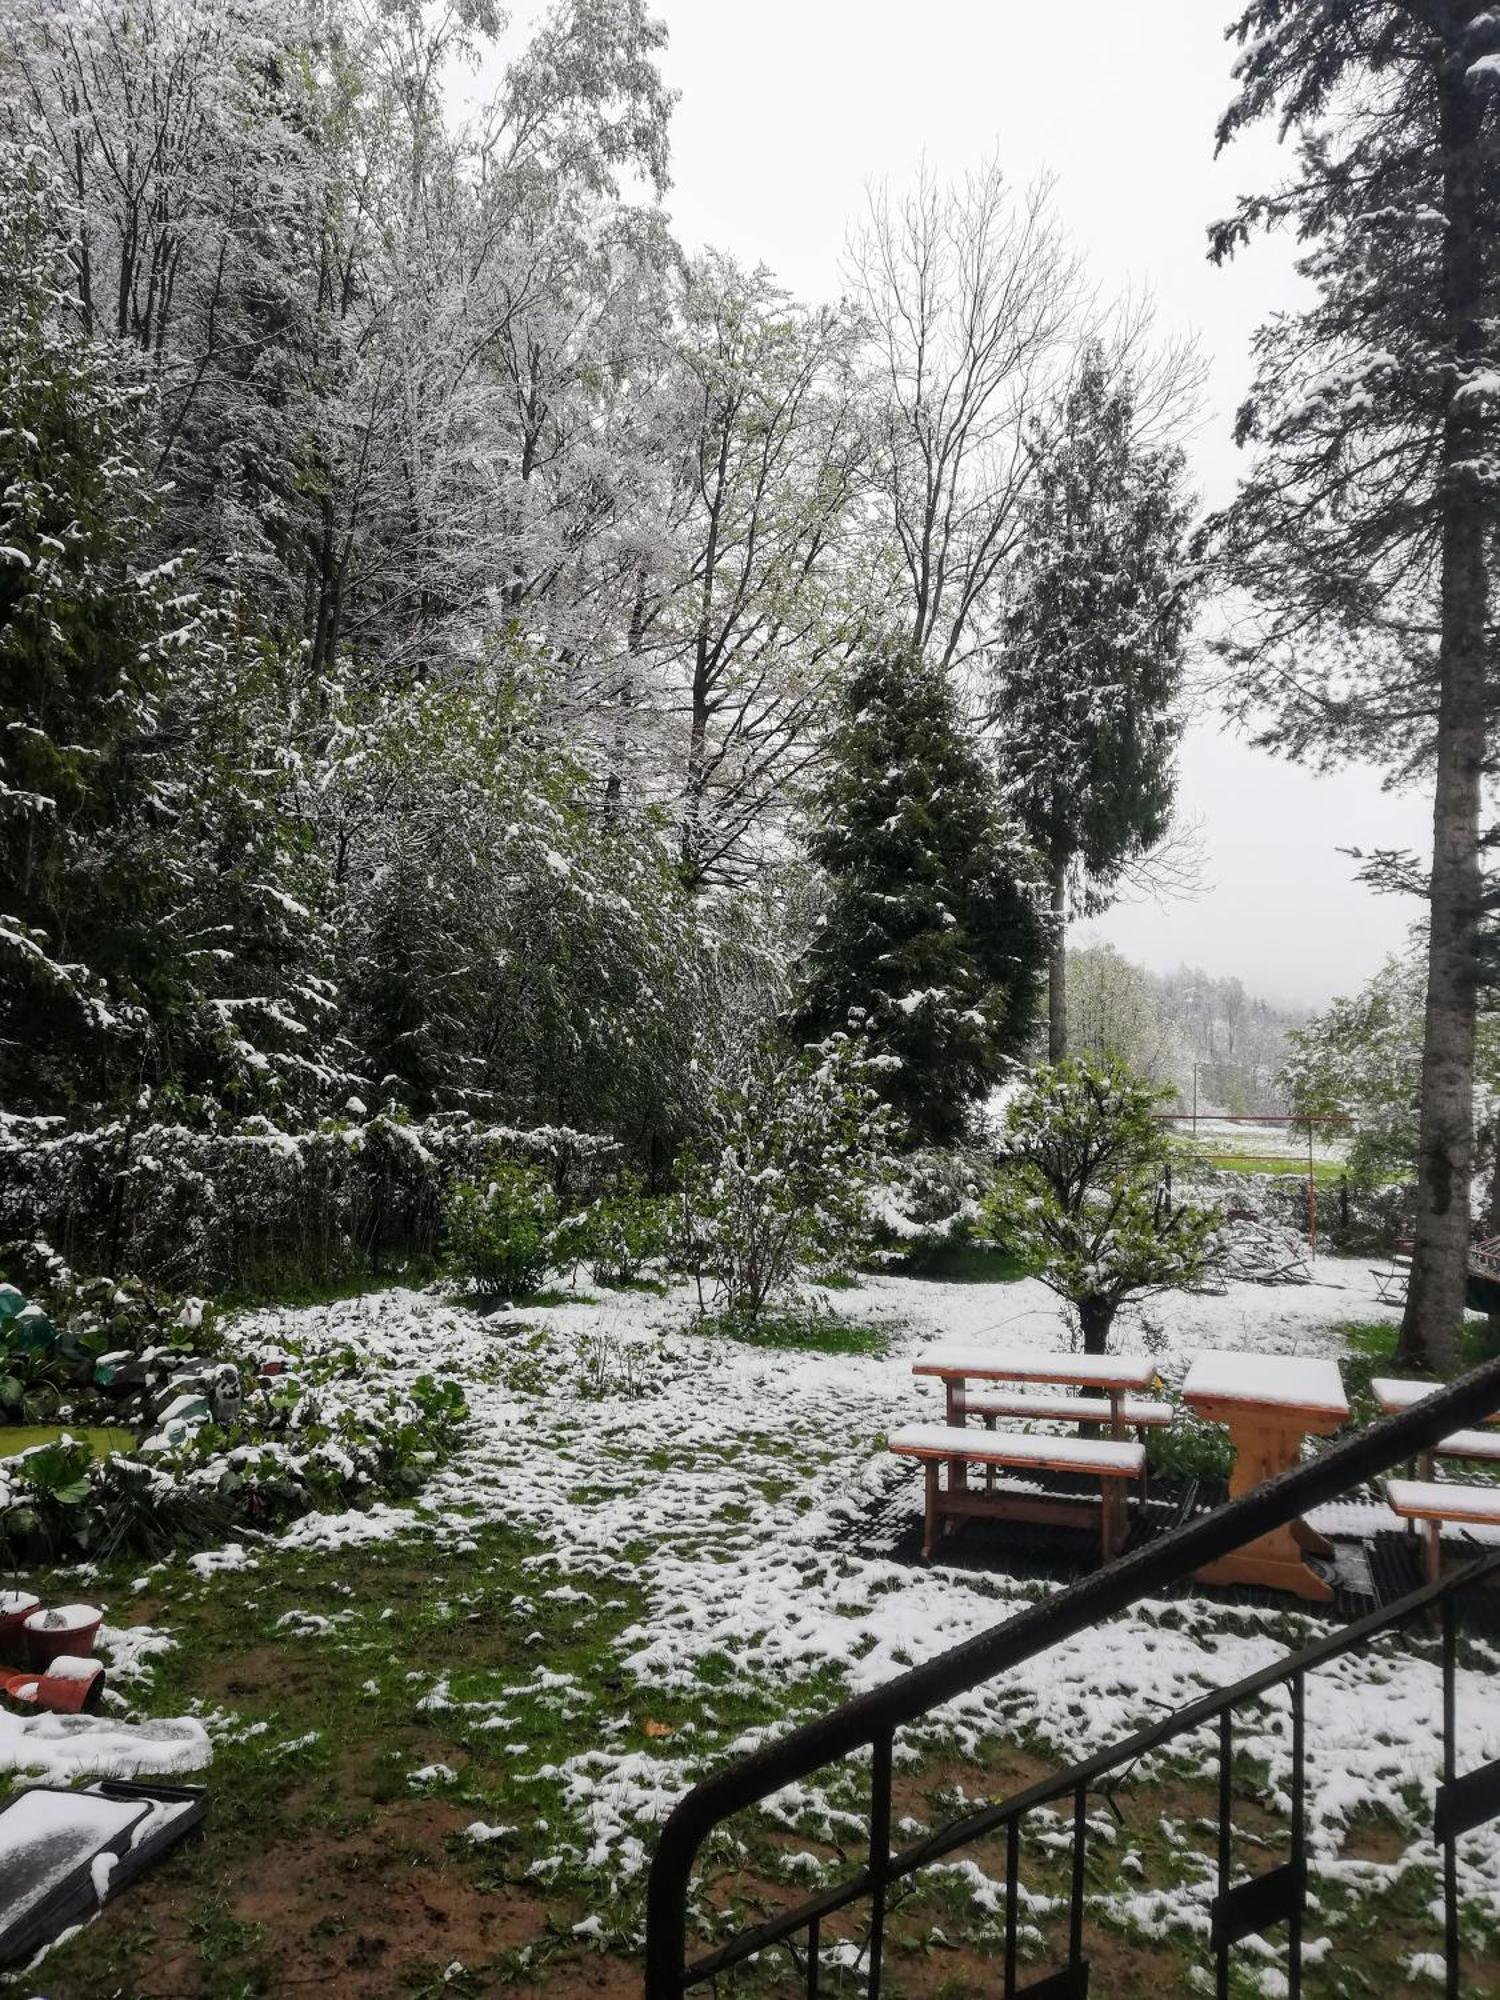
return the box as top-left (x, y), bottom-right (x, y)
top-left (793, 642), bottom-right (1046, 1147)
top-left (677, 1034), bottom-right (893, 1326)
top-left (986, 1055), bottom-right (1222, 1354)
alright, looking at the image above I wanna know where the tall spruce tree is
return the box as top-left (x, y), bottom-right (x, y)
top-left (992, 346), bottom-right (1196, 1062)
top-left (793, 644), bottom-right (1046, 1145)
top-left (1213, 1), bottom-right (1500, 1370)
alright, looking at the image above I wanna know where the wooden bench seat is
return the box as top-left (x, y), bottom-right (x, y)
top-left (1372, 1377), bottom-right (1500, 1424)
top-left (1427, 1428), bottom-right (1500, 1464)
top-left (960, 1391), bottom-right (1172, 1431)
top-left (889, 1423), bottom-right (1145, 1565)
top-left (1385, 1476), bottom-right (1500, 1582)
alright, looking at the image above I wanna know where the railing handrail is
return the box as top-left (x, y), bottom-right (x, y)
top-left (644, 1351), bottom-right (1500, 1995)
top-left (679, 1547), bottom-right (1500, 1987)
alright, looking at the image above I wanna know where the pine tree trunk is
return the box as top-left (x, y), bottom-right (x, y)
top-left (1399, 51), bottom-right (1489, 1374)
top-left (1048, 856), bottom-right (1068, 1062)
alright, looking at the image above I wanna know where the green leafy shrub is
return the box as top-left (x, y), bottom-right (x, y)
top-left (444, 1162), bottom-right (559, 1296)
top-left (562, 1173), bottom-right (671, 1286)
top-left (872, 1147), bottom-right (993, 1269)
top-left (676, 1033), bottom-right (893, 1326)
top-left (0, 1433), bottom-right (94, 1556)
top-left (1145, 1408), bottom-right (1236, 1484)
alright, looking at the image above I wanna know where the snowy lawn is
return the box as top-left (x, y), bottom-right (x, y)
top-left (6, 1260), bottom-right (1499, 1998)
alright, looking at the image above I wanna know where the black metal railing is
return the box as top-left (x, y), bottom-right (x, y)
top-left (643, 1355), bottom-right (1500, 2000)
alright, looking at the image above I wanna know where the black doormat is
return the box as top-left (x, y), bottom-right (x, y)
top-left (830, 1466), bottom-right (1500, 1630)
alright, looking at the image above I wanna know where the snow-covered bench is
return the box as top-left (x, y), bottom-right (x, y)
top-left (961, 1389), bottom-right (1172, 1433)
top-left (1372, 1378), bottom-right (1500, 1580)
top-left (1385, 1477), bottom-right (1500, 1584)
top-left (1372, 1378), bottom-right (1500, 1470)
top-left (1371, 1376), bottom-right (1500, 1426)
top-left (888, 1423), bottom-right (1144, 1566)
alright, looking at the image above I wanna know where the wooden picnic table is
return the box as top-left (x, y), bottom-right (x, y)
top-left (1182, 1350), bottom-right (1349, 1603)
top-left (906, 1348), bottom-right (1162, 1562)
top-left (912, 1347), bottom-right (1159, 1440)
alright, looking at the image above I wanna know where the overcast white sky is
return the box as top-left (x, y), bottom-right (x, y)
top-left (498, 1), bottom-right (1433, 1009)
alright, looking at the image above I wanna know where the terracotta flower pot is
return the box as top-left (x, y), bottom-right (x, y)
top-left (0, 1654), bottom-right (106, 1714)
top-left (0, 1591), bottom-right (40, 1667)
top-left (24, 1602), bottom-right (103, 1670)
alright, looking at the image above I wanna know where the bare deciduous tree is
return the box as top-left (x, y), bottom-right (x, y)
top-left (847, 158), bottom-right (1080, 672)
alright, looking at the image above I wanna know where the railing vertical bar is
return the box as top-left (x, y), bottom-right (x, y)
top-left (1069, 1782), bottom-right (1087, 1967)
top-left (867, 1731), bottom-right (892, 2000)
top-left (806, 1914), bottom-right (820, 2000)
top-left (1217, 1709), bottom-right (1233, 2000)
top-left (1004, 1816), bottom-right (1020, 1998)
top-left (1442, 1594), bottom-right (1459, 2000)
top-left (1289, 1669), bottom-right (1305, 2000)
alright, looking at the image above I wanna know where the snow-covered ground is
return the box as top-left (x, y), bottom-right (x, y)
top-left (9, 1257), bottom-right (1499, 1970)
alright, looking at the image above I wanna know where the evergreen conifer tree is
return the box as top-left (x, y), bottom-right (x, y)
top-left (794, 644), bottom-right (1045, 1145)
top-left (0, 142), bottom-right (180, 1112)
top-left (993, 345), bottom-right (1195, 1061)
top-left (1213, 0), bottom-right (1500, 1369)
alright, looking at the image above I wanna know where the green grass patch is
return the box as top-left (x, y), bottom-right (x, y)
top-left (893, 1240), bottom-right (1035, 1284)
top-left (1167, 1138), bottom-right (1345, 1181)
top-left (0, 1423), bottom-right (136, 1460)
top-left (1199, 1150), bottom-right (1346, 1181)
top-left (697, 1309), bottom-right (889, 1356)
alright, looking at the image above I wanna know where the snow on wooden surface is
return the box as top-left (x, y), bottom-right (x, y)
top-left (888, 1423), bottom-right (1144, 1474)
top-left (1182, 1348), bottom-right (1347, 1416)
top-left (1385, 1479), bottom-right (1500, 1525)
top-left (961, 1391), bottom-right (1173, 1425)
top-left (912, 1347), bottom-right (1157, 1390)
top-left (1432, 1428), bottom-right (1500, 1463)
top-left (1372, 1376), bottom-right (1500, 1423)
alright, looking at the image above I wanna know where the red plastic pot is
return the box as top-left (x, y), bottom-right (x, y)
top-left (0, 1655), bottom-right (106, 1714)
top-left (24, 1602), bottom-right (103, 1670)
top-left (0, 1591), bottom-right (40, 1667)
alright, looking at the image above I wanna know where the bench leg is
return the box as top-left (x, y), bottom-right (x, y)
top-left (922, 1461), bottom-right (939, 1563)
top-left (1424, 1520), bottom-right (1441, 1587)
top-left (983, 1414), bottom-right (995, 1493)
top-left (1101, 1481), bottom-right (1121, 1565)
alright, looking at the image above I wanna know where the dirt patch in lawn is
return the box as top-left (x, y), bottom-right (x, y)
top-left (63, 1798), bottom-right (636, 2000)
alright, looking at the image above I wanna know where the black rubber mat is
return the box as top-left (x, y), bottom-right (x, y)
top-left (831, 1466), bottom-right (1500, 1629)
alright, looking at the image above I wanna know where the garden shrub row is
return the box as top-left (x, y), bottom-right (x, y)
top-left (0, 1113), bottom-right (619, 1293)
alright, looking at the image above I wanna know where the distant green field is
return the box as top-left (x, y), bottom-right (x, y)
top-left (1195, 1151), bottom-right (1346, 1182)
